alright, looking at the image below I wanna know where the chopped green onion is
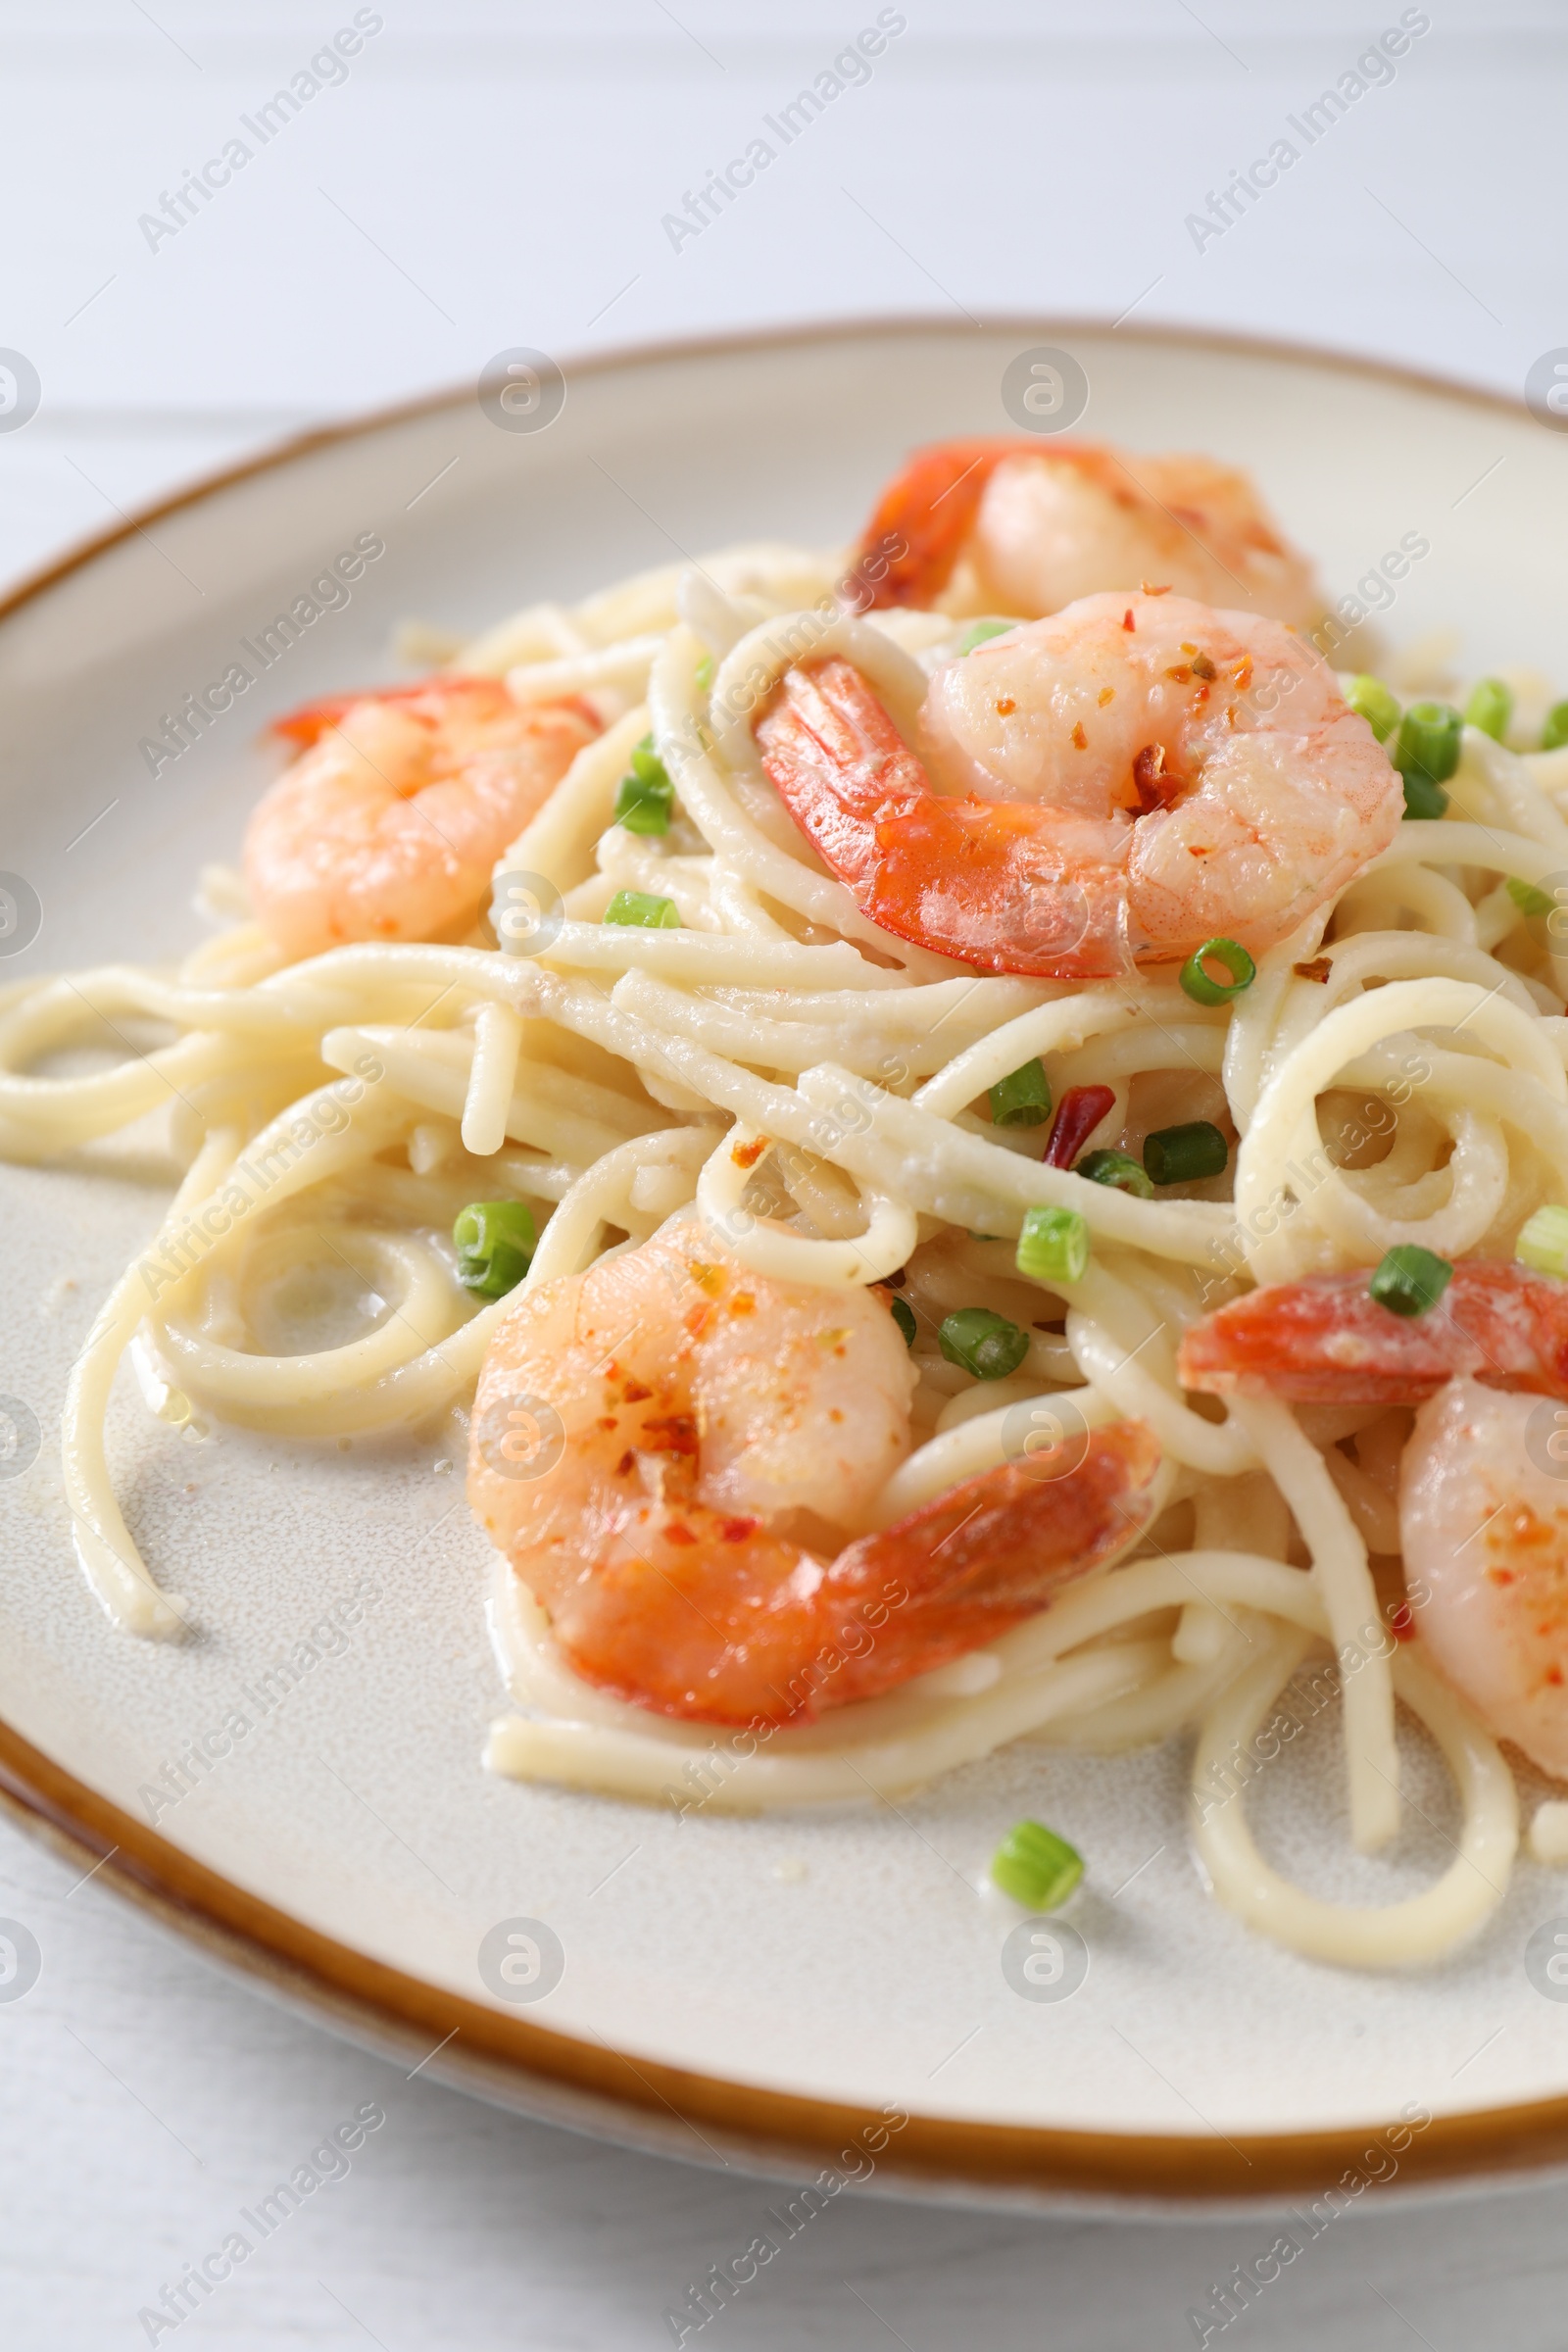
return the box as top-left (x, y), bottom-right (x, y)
top-left (938, 1307), bottom-right (1030, 1382)
top-left (1516, 1205), bottom-right (1568, 1279)
top-left (1143, 1121), bottom-right (1228, 1187)
top-left (1464, 677), bottom-right (1513, 742)
top-left (1399, 771), bottom-right (1449, 821)
top-left (604, 889), bottom-right (680, 928)
top-left (1076, 1148), bottom-right (1154, 1198)
top-left (695, 654), bottom-right (714, 690)
top-left (1344, 674), bottom-right (1400, 744)
top-left (1393, 700), bottom-right (1462, 819)
top-left (988, 1057), bottom-right (1053, 1128)
top-left (453, 1200), bottom-right (536, 1299)
top-left (612, 735), bottom-right (675, 835)
top-left (612, 774), bottom-right (673, 834)
top-left (1369, 1244), bottom-right (1452, 1317)
top-left (1179, 935), bottom-right (1255, 1006)
top-left (1016, 1204), bottom-right (1090, 1285)
top-left (991, 1819), bottom-right (1084, 1910)
top-left (1543, 701), bottom-right (1568, 753)
top-left (890, 1294), bottom-right (917, 1348)
top-left (1507, 875), bottom-right (1556, 919)
top-left (957, 618), bottom-right (1017, 655)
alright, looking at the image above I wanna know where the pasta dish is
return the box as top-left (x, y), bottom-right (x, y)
top-left (11, 431), bottom-right (1568, 1972)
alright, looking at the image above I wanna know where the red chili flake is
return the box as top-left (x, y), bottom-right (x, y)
top-left (1389, 1600), bottom-right (1416, 1642)
top-left (719, 1516), bottom-right (759, 1543)
top-left (1098, 686), bottom-right (1114, 706)
top-left (615, 1450), bottom-right (636, 1478)
top-left (1233, 656), bottom-right (1253, 689)
top-left (1548, 1663), bottom-right (1564, 1687)
top-left (1071, 720), bottom-right (1088, 750)
top-left (730, 1136), bottom-right (768, 1169)
top-left (643, 1412), bottom-right (698, 1455)
top-left (1294, 956), bottom-right (1332, 983)
top-left (1043, 1084), bottom-right (1117, 1169)
top-left (729, 1293), bottom-right (756, 1316)
top-left (597, 1416), bottom-right (618, 1433)
top-left (995, 696), bottom-right (1017, 716)
top-left (1132, 742), bottom-right (1182, 813)
top-left (621, 1378), bottom-right (652, 1403)
top-left (1140, 580), bottom-right (1172, 596)
top-left (1122, 608), bottom-right (1135, 631)
top-left (1164, 663), bottom-right (1193, 684)
top-left (664, 1522), bottom-right (698, 1546)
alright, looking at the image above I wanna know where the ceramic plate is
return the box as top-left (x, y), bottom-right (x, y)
top-left (5, 320), bottom-right (1568, 2212)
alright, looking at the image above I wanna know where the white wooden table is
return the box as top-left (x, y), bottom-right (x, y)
top-left (5, 7), bottom-right (1568, 2343)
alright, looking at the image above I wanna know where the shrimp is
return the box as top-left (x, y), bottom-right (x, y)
top-left (467, 1224), bottom-right (1162, 1726)
top-left (244, 675), bottom-right (599, 958)
top-left (755, 591), bottom-right (1400, 981)
top-left (1177, 1261), bottom-right (1568, 1406)
top-left (1398, 1379), bottom-right (1568, 1779)
top-left (1179, 1266), bottom-right (1568, 1777)
top-left (852, 438), bottom-right (1320, 624)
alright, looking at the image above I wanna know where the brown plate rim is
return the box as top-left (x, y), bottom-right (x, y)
top-left (3, 313), bottom-right (1562, 2208)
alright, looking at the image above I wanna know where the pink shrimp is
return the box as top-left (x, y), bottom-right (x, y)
top-left (1177, 1261), bottom-right (1568, 1406)
top-left (467, 1224), bottom-right (1162, 1727)
top-left (754, 591), bottom-right (1399, 981)
top-left (245, 675), bottom-right (599, 957)
top-left (849, 437), bottom-right (1320, 623)
top-left (1179, 1263), bottom-right (1568, 1778)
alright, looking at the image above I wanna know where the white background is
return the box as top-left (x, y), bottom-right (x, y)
top-left (5, 4), bottom-right (1568, 2346)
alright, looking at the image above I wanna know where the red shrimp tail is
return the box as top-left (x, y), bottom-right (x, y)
top-left (268, 672), bottom-right (521, 749)
top-left (1178, 1262), bottom-right (1568, 1404)
top-left (849, 437), bottom-right (1081, 610)
top-left (814, 1421), bottom-right (1163, 1711)
top-left (756, 656), bottom-right (932, 890)
top-left (757, 656), bottom-right (1132, 980)
top-left (529, 1424), bottom-right (1160, 1730)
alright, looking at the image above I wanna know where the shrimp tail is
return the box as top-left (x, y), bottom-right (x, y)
top-left (814, 1419), bottom-right (1163, 1711)
top-left (1179, 1263), bottom-right (1568, 1405)
top-left (850, 437), bottom-right (1058, 609)
top-left (757, 656), bottom-right (1131, 979)
top-left (537, 1420), bottom-right (1162, 1728)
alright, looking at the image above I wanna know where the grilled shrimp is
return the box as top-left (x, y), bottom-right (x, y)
top-left (756, 590), bottom-right (1399, 980)
top-left (853, 438), bottom-right (1320, 622)
top-left (467, 1224), bottom-right (1162, 1726)
top-left (245, 675), bottom-right (599, 957)
top-left (1180, 1265), bottom-right (1568, 1778)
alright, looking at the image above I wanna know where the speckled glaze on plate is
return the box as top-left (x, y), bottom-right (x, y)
top-left (5, 320), bottom-right (1568, 2212)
